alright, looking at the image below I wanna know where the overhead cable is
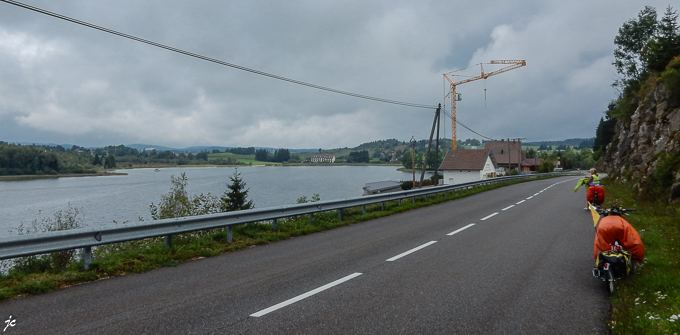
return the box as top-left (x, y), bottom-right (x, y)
top-left (1, 0), bottom-right (437, 110)
top-left (441, 109), bottom-right (495, 141)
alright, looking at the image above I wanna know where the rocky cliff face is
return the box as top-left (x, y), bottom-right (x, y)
top-left (601, 83), bottom-right (680, 203)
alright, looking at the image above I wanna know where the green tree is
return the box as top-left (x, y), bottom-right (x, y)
top-left (424, 149), bottom-right (445, 170)
top-left (401, 150), bottom-right (414, 169)
top-left (593, 115), bottom-right (617, 161)
top-left (538, 157), bottom-right (554, 173)
top-left (220, 168), bottom-right (254, 211)
top-left (255, 149), bottom-right (269, 161)
top-left (150, 173), bottom-right (222, 219)
top-left (613, 6), bottom-right (658, 82)
top-left (273, 149), bottom-right (290, 162)
top-left (104, 154), bottom-right (117, 168)
top-left (347, 150), bottom-right (369, 163)
top-left (527, 148), bottom-right (537, 158)
top-left (644, 6), bottom-right (680, 72)
top-left (195, 152), bottom-right (209, 161)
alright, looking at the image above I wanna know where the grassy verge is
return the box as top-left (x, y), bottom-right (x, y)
top-left (603, 179), bottom-right (680, 334)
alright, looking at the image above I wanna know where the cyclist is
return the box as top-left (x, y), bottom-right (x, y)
top-left (574, 168), bottom-right (604, 209)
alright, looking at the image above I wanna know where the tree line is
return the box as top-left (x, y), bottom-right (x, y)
top-left (0, 142), bottom-right (221, 175)
top-left (254, 148), bottom-right (291, 162)
top-left (0, 142), bottom-right (102, 175)
top-left (595, 5), bottom-right (680, 160)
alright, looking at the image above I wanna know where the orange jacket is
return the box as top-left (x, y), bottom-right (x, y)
top-left (594, 215), bottom-right (644, 262)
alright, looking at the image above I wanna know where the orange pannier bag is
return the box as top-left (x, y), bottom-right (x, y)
top-left (587, 185), bottom-right (605, 204)
top-left (594, 215), bottom-right (644, 262)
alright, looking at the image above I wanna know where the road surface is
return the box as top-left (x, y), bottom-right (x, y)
top-left (0, 176), bottom-right (609, 334)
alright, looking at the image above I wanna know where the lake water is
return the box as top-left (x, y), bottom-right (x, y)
top-left (0, 166), bottom-right (419, 237)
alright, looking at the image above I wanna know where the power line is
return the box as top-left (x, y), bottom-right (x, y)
top-left (440, 109), bottom-right (495, 141)
top-left (1, 0), bottom-right (438, 110)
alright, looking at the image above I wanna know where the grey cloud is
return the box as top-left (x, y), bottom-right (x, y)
top-left (0, 0), bottom-right (674, 148)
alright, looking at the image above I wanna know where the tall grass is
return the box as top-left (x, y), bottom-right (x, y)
top-left (603, 179), bottom-right (680, 334)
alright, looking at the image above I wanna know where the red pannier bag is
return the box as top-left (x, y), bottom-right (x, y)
top-left (587, 185), bottom-right (605, 204)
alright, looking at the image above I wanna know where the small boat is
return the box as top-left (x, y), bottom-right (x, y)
top-left (154, 168), bottom-right (161, 172)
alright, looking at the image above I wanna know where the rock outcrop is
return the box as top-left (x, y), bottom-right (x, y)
top-left (601, 82), bottom-right (680, 203)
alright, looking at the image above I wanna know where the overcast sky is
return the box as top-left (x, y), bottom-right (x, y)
top-left (0, 1), bottom-right (674, 149)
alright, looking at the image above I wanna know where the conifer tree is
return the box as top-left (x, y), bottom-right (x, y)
top-left (221, 168), bottom-right (254, 211)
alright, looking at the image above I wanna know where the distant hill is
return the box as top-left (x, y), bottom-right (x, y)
top-left (524, 138), bottom-right (594, 148)
top-left (125, 144), bottom-right (318, 153)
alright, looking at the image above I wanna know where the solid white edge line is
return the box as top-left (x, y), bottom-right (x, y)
top-left (480, 212), bottom-right (499, 221)
top-left (250, 272), bottom-right (363, 317)
top-left (386, 241), bottom-right (437, 262)
top-left (447, 223), bottom-right (475, 236)
top-left (516, 200), bottom-right (526, 204)
top-left (501, 205), bottom-right (515, 211)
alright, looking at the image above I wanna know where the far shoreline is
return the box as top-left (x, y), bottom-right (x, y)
top-left (0, 172), bottom-right (127, 182)
top-left (0, 163), bottom-right (409, 181)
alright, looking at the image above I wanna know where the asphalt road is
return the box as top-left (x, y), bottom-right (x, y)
top-left (0, 176), bottom-right (610, 334)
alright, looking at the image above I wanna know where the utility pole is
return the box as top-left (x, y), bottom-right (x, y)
top-left (507, 138), bottom-right (510, 173)
top-left (510, 137), bottom-right (526, 173)
top-left (419, 104), bottom-right (441, 187)
top-left (410, 136), bottom-right (416, 187)
top-left (435, 108), bottom-right (440, 186)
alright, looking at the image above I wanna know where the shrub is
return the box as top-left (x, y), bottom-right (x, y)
top-left (7, 204), bottom-right (86, 273)
top-left (658, 56), bottom-right (680, 107)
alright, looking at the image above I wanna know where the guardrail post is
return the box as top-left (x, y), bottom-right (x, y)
top-left (381, 202), bottom-right (385, 211)
top-left (272, 218), bottom-right (277, 230)
top-left (165, 235), bottom-right (172, 250)
top-left (362, 205), bottom-right (366, 215)
top-left (412, 196), bottom-right (416, 204)
top-left (310, 213), bottom-right (314, 222)
top-left (337, 209), bottom-right (343, 220)
top-left (227, 226), bottom-right (232, 242)
top-left (82, 246), bottom-right (92, 270)
top-left (398, 199), bottom-right (402, 206)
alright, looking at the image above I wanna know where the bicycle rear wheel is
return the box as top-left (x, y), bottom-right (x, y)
top-left (606, 269), bottom-right (615, 293)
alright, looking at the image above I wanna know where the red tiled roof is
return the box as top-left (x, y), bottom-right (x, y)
top-left (521, 157), bottom-right (542, 167)
top-left (484, 140), bottom-right (524, 165)
top-left (439, 149), bottom-right (494, 170)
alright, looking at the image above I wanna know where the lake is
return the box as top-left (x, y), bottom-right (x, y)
top-left (0, 166), bottom-right (419, 237)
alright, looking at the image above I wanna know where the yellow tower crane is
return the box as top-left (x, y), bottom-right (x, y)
top-left (443, 60), bottom-right (526, 150)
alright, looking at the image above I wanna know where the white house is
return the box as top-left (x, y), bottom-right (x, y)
top-left (309, 154), bottom-right (336, 163)
top-left (438, 149), bottom-right (498, 185)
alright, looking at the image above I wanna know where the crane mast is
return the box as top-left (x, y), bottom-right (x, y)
top-left (443, 60), bottom-right (526, 149)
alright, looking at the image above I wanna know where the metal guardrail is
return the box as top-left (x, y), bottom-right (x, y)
top-left (0, 172), bottom-right (576, 268)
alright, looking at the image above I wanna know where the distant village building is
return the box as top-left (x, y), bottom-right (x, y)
top-left (484, 139), bottom-right (540, 174)
top-left (309, 154), bottom-right (335, 163)
top-left (439, 149), bottom-right (498, 185)
top-left (521, 157), bottom-right (543, 174)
